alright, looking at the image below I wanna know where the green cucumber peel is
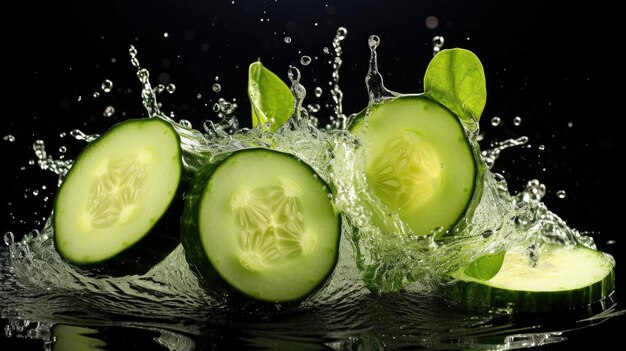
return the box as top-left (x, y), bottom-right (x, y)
top-left (463, 251), bottom-right (505, 281)
top-left (248, 61), bottom-right (294, 131)
top-left (424, 48), bottom-right (486, 133)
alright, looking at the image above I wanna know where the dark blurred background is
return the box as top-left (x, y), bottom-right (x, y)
top-left (1, 0), bottom-right (624, 349)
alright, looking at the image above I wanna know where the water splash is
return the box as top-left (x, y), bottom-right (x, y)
top-left (432, 36), bottom-right (445, 56)
top-left (481, 136), bottom-right (529, 169)
top-left (32, 140), bottom-right (74, 186)
top-left (364, 35), bottom-right (395, 103)
top-left (328, 27), bottom-right (348, 129)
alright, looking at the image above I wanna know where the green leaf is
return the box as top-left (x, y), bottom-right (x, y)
top-left (248, 61), bottom-right (294, 131)
top-left (424, 48), bottom-right (486, 133)
top-left (464, 251), bottom-right (505, 281)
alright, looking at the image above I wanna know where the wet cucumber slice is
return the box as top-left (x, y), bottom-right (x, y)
top-left (53, 118), bottom-right (182, 273)
top-left (181, 148), bottom-right (341, 303)
top-left (447, 246), bottom-right (615, 312)
top-left (350, 95), bottom-right (483, 237)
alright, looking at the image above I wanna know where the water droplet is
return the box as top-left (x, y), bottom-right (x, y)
top-left (59, 146), bottom-right (67, 153)
top-left (196, 93), bottom-right (202, 99)
top-left (60, 132), bottom-right (66, 138)
top-left (166, 84), bottom-right (176, 94)
top-left (163, 32), bottom-right (169, 38)
top-left (3, 135), bottom-right (15, 142)
top-left (432, 35), bottom-right (445, 48)
top-left (156, 84), bottom-right (165, 93)
top-left (178, 119), bottom-right (192, 128)
top-left (300, 55), bottom-right (312, 66)
top-left (314, 87), bottom-right (323, 97)
top-left (567, 121), bottom-right (573, 128)
top-left (538, 144), bottom-right (545, 151)
top-left (103, 106), bottom-right (115, 117)
top-left (3, 232), bottom-right (14, 246)
top-left (368, 35), bottom-right (380, 50)
top-left (77, 95), bottom-right (82, 102)
top-left (490, 116), bottom-right (501, 126)
top-left (28, 159), bottom-right (35, 165)
top-left (284, 36), bottom-right (292, 44)
top-left (606, 239), bottom-right (616, 245)
top-left (93, 91), bottom-right (100, 98)
top-left (556, 190), bottom-right (566, 199)
top-left (101, 79), bottom-right (113, 93)
top-left (32, 189), bottom-right (39, 196)
top-left (212, 83), bottom-right (221, 92)
top-left (212, 103), bottom-right (220, 112)
top-left (323, 47), bottom-right (330, 54)
top-left (336, 27), bottom-right (348, 40)
top-left (513, 116), bottom-right (522, 126)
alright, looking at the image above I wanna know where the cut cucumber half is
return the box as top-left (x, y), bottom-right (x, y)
top-left (181, 148), bottom-right (341, 303)
top-left (350, 95), bottom-right (483, 237)
top-left (53, 118), bottom-right (182, 274)
top-left (446, 245), bottom-right (615, 312)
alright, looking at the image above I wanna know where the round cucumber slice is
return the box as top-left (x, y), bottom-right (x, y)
top-left (350, 95), bottom-right (483, 237)
top-left (181, 148), bottom-right (341, 303)
top-left (53, 118), bottom-right (182, 273)
top-left (446, 245), bottom-right (615, 312)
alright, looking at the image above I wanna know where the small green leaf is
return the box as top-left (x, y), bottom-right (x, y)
top-left (464, 251), bottom-right (505, 281)
top-left (248, 61), bottom-right (294, 131)
top-left (424, 48), bottom-right (486, 132)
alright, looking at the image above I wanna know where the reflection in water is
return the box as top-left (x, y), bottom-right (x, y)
top-left (1, 247), bottom-right (620, 350)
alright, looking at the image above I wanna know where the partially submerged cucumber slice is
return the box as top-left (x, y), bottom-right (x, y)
top-left (447, 245), bottom-right (615, 312)
top-left (181, 148), bottom-right (340, 303)
top-left (350, 95), bottom-right (483, 237)
top-left (54, 118), bottom-right (182, 272)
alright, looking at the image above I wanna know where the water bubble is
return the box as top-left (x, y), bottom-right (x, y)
top-left (93, 92), bottom-right (100, 98)
top-left (368, 35), bottom-right (381, 50)
top-left (3, 232), bottom-right (14, 246)
top-left (103, 106), bottom-right (115, 117)
top-left (556, 190), bottom-right (566, 199)
top-left (166, 84), bottom-right (176, 94)
top-left (212, 103), bottom-right (220, 112)
top-left (336, 27), bottom-right (348, 40)
top-left (482, 230), bottom-right (494, 238)
top-left (284, 36), bottom-right (292, 44)
top-left (513, 116), bottom-right (522, 126)
top-left (101, 79), bottom-right (113, 93)
top-left (3, 135), bottom-right (15, 142)
top-left (212, 83), bottom-right (221, 92)
top-left (300, 55), bottom-right (312, 66)
top-left (490, 116), bottom-right (501, 126)
top-left (314, 87), bottom-right (323, 97)
top-left (59, 146), bottom-right (67, 153)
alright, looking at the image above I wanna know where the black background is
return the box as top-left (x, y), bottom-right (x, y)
top-left (2, 0), bottom-right (625, 349)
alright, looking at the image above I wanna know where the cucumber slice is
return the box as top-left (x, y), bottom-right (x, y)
top-left (181, 148), bottom-right (341, 303)
top-left (350, 95), bottom-right (483, 237)
top-left (53, 118), bottom-right (182, 274)
top-left (446, 245), bottom-right (616, 312)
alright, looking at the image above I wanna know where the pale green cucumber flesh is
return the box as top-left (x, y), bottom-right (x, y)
top-left (350, 95), bottom-right (480, 236)
top-left (181, 148), bottom-right (340, 303)
top-left (53, 118), bottom-right (182, 265)
top-left (447, 246), bottom-right (616, 312)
